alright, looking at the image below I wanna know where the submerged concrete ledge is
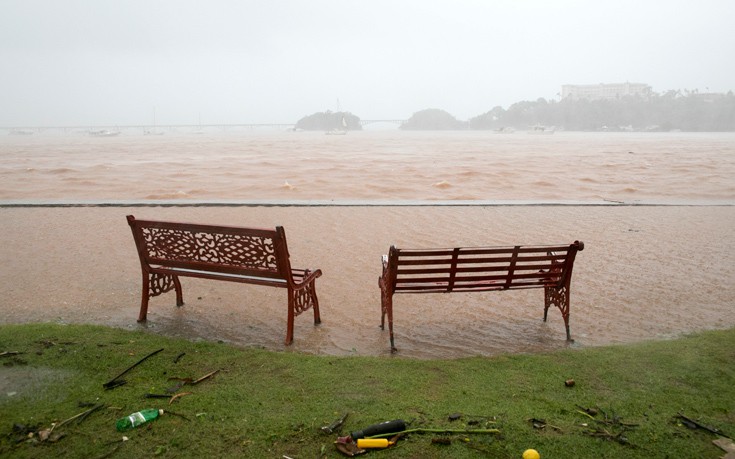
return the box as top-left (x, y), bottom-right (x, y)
top-left (1, 199), bottom-right (733, 208)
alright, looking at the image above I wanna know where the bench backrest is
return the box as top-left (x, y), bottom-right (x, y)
top-left (127, 215), bottom-right (293, 284)
top-left (384, 241), bottom-right (584, 294)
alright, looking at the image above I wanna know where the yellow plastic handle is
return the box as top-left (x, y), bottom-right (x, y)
top-left (356, 438), bottom-right (391, 448)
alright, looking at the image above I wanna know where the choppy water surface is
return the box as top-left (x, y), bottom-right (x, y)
top-left (1, 130), bottom-right (733, 203)
top-left (0, 131), bottom-right (733, 358)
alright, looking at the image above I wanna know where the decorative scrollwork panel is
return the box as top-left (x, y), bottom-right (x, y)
top-left (141, 227), bottom-right (277, 270)
top-left (148, 272), bottom-right (177, 298)
top-left (292, 283), bottom-right (317, 317)
top-left (545, 285), bottom-right (570, 318)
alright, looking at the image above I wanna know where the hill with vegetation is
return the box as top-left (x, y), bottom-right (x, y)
top-left (470, 91), bottom-right (735, 132)
top-left (294, 111), bottom-right (361, 131)
top-left (399, 108), bottom-right (465, 130)
top-left (297, 90), bottom-right (734, 131)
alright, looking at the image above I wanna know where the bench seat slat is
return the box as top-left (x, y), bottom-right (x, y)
top-left (394, 280), bottom-right (557, 292)
top-left (395, 272), bottom-right (561, 286)
top-left (397, 262), bottom-right (564, 275)
top-left (153, 266), bottom-right (288, 287)
top-left (396, 245), bottom-right (572, 257)
top-left (396, 253), bottom-right (568, 266)
top-left (149, 258), bottom-right (284, 280)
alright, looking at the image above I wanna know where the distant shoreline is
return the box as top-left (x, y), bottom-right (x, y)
top-left (1, 199), bottom-right (733, 208)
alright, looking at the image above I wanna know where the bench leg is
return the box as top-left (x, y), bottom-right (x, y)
top-left (137, 272), bottom-right (151, 322)
top-left (286, 295), bottom-right (295, 346)
top-left (379, 280), bottom-right (397, 353)
top-left (173, 276), bottom-right (184, 307)
top-left (285, 281), bottom-right (321, 346)
top-left (544, 285), bottom-right (573, 342)
top-left (379, 279), bottom-right (388, 330)
top-left (388, 310), bottom-right (397, 354)
top-left (309, 280), bottom-right (321, 326)
top-left (138, 272), bottom-right (181, 322)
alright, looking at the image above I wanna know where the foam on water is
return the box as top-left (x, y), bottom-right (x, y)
top-left (1, 130), bottom-right (734, 204)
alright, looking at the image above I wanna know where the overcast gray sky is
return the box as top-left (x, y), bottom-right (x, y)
top-left (1, 0), bottom-right (733, 126)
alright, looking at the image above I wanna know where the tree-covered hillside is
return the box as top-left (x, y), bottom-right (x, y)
top-left (295, 111), bottom-right (361, 131)
top-left (296, 91), bottom-right (735, 131)
top-left (470, 91), bottom-right (735, 131)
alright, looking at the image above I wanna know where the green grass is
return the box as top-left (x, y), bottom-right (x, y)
top-left (1, 324), bottom-right (733, 458)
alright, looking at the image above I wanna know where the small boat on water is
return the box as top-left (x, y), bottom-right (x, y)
top-left (527, 125), bottom-right (555, 135)
top-left (9, 129), bottom-right (34, 135)
top-left (144, 108), bottom-right (165, 135)
top-left (326, 115), bottom-right (348, 135)
top-left (88, 129), bottom-right (121, 137)
top-left (493, 127), bottom-right (515, 134)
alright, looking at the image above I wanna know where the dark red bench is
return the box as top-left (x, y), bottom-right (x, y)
top-left (126, 215), bottom-right (322, 345)
top-left (379, 241), bottom-right (584, 352)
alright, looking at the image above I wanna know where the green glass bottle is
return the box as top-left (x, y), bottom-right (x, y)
top-left (116, 409), bottom-right (163, 431)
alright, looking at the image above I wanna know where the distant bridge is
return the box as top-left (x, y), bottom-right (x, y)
top-left (1, 124), bottom-right (298, 133)
top-left (360, 119), bottom-right (406, 126)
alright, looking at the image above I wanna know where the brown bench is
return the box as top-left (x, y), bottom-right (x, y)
top-left (126, 215), bottom-right (322, 345)
top-left (378, 241), bottom-right (584, 352)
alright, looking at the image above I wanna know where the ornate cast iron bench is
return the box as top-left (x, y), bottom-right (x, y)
top-left (126, 215), bottom-right (322, 345)
top-left (379, 241), bottom-right (584, 352)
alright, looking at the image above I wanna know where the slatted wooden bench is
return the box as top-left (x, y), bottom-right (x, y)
top-left (126, 215), bottom-right (322, 345)
top-left (378, 241), bottom-right (584, 352)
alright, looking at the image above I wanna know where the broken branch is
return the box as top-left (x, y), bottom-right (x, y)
top-left (103, 348), bottom-right (164, 389)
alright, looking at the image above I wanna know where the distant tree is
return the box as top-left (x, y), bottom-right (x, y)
top-left (469, 106), bottom-right (505, 129)
top-left (468, 91), bottom-right (735, 132)
top-left (400, 109), bottom-right (464, 130)
top-left (295, 111), bottom-right (362, 131)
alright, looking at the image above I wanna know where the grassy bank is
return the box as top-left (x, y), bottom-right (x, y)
top-left (1, 324), bottom-right (733, 458)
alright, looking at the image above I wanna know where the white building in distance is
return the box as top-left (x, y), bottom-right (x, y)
top-left (562, 82), bottom-right (652, 100)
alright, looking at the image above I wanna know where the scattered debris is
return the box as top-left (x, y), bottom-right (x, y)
top-left (321, 412), bottom-right (349, 435)
top-left (45, 404), bottom-right (105, 439)
top-left (361, 426), bottom-right (501, 438)
top-left (577, 406), bottom-right (637, 445)
top-left (162, 410), bottom-right (191, 422)
top-left (1, 350), bottom-right (27, 366)
top-left (103, 348), bottom-right (164, 389)
top-left (350, 419), bottom-right (406, 440)
top-left (0, 351), bottom-right (22, 358)
top-left (168, 391), bottom-right (193, 405)
top-left (576, 405), bottom-right (599, 417)
top-left (528, 418), bottom-right (563, 432)
top-left (334, 418), bottom-right (501, 456)
top-left (676, 413), bottom-right (731, 439)
top-left (334, 438), bottom-right (366, 457)
top-left (431, 437), bottom-right (452, 445)
top-left (167, 369), bottom-right (220, 387)
top-left (64, 404), bottom-right (105, 426)
top-left (116, 408), bottom-right (164, 431)
top-left (565, 379), bottom-right (576, 387)
top-left (147, 390), bottom-right (200, 404)
top-left (356, 438), bottom-right (394, 449)
top-left (173, 352), bottom-right (186, 364)
top-left (9, 404), bottom-right (104, 446)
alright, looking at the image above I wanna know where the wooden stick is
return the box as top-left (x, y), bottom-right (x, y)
top-left (103, 348), bottom-right (164, 389)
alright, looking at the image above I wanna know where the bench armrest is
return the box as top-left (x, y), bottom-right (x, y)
top-left (292, 268), bottom-right (322, 288)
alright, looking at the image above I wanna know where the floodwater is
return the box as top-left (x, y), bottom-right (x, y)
top-left (1, 130), bottom-right (733, 358)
